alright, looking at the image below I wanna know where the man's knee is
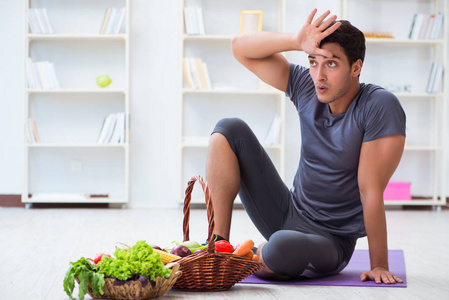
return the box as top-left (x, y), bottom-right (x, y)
top-left (211, 118), bottom-right (251, 153)
top-left (215, 117), bottom-right (246, 128)
top-left (255, 242), bottom-right (290, 280)
top-left (261, 230), bottom-right (310, 278)
top-left (214, 118), bottom-right (250, 137)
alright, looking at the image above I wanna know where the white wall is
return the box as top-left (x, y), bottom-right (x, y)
top-left (1, 0), bottom-right (448, 207)
top-left (128, 0), bottom-right (182, 207)
top-left (0, 1), bottom-right (23, 194)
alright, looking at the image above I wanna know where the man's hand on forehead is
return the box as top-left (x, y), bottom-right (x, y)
top-left (296, 9), bottom-right (341, 58)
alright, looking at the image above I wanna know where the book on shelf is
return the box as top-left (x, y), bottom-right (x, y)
top-left (26, 118), bottom-right (41, 144)
top-left (202, 61), bottom-right (212, 90)
top-left (409, 12), bottom-right (444, 40)
top-left (97, 112), bottom-right (126, 144)
top-left (430, 12), bottom-right (444, 40)
top-left (25, 120), bottom-right (34, 143)
top-left (26, 58), bottom-right (60, 89)
top-left (100, 6), bottom-right (126, 34)
top-left (182, 59), bottom-right (194, 89)
top-left (110, 112), bottom-right (125, 143)
top-left (97, 114), bottom-right (116, 143)
top-left (183, 57), bottom-right (211, 89)
top-left (263, 115), bottom-right (282, 146)
top-left (426, 62), bottom-right (444, 94)
top-left (99, 8), bottom-right (112, 34)
top-left (27, 8), bottom-right (54, 34)
top-left (184, 6), bottom-right (206, 35)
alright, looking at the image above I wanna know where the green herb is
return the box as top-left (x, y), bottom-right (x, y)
top-left (63, 257), bottom-right (105, 300)
top-left (97, 240), bottom-right (171, 281)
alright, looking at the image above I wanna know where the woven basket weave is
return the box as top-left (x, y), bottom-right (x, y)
top-left (172, 175), bottom-right (264, 291)
top-left (78, 262), bottom-right (181, 300)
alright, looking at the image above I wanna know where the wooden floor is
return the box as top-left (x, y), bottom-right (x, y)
top-left (1, 206), bottom-right (448, 299)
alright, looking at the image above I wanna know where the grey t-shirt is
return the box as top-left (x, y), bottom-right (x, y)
top-left (286, 64), bottom-right (406, 238)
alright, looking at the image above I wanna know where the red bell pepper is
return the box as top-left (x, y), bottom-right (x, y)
top-left (214, 240), bottom-right (234, 253)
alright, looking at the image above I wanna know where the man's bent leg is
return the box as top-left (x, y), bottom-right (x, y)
top-left (259, 230), bottom-right (352, 279)
top-left (210, 118), bottom-right (292, 241)
top-left (206, 132), bottom-right (240, 241)
top-left (254, 243), bottom-right (290, 280)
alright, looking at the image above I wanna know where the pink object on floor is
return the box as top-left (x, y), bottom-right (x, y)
top-left (383, 181), bottom-right (411, 201)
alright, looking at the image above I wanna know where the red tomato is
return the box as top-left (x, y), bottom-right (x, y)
top-left (214, 240), bottom-right (234, 253)
top-left (94, 253), bottom-right (111, 264)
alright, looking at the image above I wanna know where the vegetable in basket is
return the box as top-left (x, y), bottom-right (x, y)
top-left (63, 240), bottom-right (171, 300)
top-left (93, 253), bottom-right (110, 264)
top-left (168, 240), bottom-right (207, 253)
top-left (170, 244), bottom-right (191, 257)
top-left (63, 257), bottom-right (105, 300)
top-left (214, 240), bottom-right (235, 253)
top-left (232, 239), bottom-right (255, 256)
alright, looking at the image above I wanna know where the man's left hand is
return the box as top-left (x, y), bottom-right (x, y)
top-left (360, 266), bottom-right (404, 284)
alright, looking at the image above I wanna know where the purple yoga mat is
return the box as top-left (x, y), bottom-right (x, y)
top-left (240, 249), bottom-right (406, 287)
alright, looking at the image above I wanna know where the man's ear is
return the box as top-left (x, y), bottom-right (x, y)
top-left (352, 59), bottom-right (363, 77)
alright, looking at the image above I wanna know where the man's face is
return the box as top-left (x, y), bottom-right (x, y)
top-left (308, 43), bottom-right (357, 105)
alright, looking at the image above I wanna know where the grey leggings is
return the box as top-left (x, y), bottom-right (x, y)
top-left (212, 118), bottom-right (357, 278)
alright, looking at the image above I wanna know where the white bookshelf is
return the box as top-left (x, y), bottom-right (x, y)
top-left (26, 89), bottom-right (126, 94)
top-left (22, 0), bottom-right (130, 207)
top-left (27, 34), bottom-right (127, 41)
top-left (365, 37), bottom-right (445, 45)
top-left (179, 0), bottom-right (287, 204)
top-left (341, 0), bottom-right (447, 207)
top-left (183, 34), bottom-right (234, 41)
top-left (179, 0), bottom-right (447, 207)
top-left (26, 144), bottom-right (128, 148)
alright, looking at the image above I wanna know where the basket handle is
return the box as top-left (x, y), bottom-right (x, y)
top-left (183, 175), bottom-right (216, 253)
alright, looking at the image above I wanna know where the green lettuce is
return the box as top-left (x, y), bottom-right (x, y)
top-left (97, 240), bottom-right (171, 281)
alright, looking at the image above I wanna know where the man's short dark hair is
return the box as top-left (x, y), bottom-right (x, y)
top-left (320, 20), bottom-right (366, 67)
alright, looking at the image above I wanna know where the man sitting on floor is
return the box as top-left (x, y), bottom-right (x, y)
top-left (205, 9), bottom-right (405, 284)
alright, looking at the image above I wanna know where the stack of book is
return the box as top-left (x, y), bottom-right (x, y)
top-left (27, 8), bottom-right (53, 34)
top-left (184, 6), bottom-right (206, 35)
top-left (26, 118), bottom-right (40, 144)
top-left (409, 12), bottom-right (444, 40)
top-left (183, 57), bottom-right (212, 89)
top-left (426, 62), bottom-right (444, 94)
top-left (26, 58), bottom-right (60, 89)
top-left (99, 7), bottom-right (126, 34)
top-left (97, 112), bottom-right (126, 144)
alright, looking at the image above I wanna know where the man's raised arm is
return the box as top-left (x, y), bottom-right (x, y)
top-left (231, 9), bottom-right (341, 92)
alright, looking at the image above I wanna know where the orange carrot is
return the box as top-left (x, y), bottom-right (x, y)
top-left (244, 250), bottom-right (254, 259)
top-left (232, 239), bottom-right (254, 256)
top-left (252, 255), bottom-right (259, 262)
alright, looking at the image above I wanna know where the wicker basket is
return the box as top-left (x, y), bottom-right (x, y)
top-left (172, 175), bottom-right (265, 291)
top-left (77, 262), bottom-right (181, 300)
